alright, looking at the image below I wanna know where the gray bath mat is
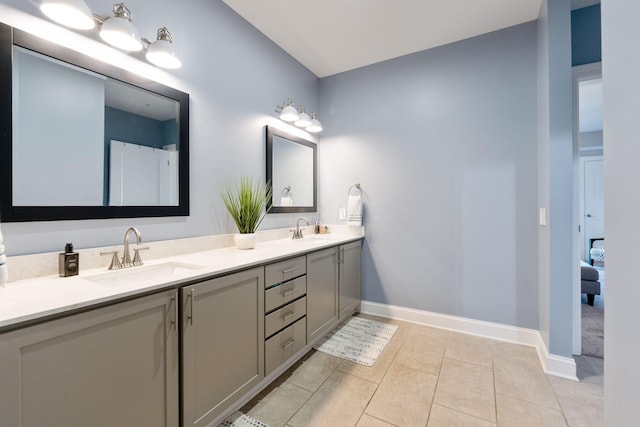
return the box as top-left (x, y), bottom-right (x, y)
top-left (314, 317), bottom-right (398, 366)
top-left (219, 412), bottom-right (270, 427)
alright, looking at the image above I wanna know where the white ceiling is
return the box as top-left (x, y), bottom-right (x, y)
top-left (223, 0), bottom-right (544, 77)
top-left (223, 1), bottom-right (600, 78)
top-left (106, 79), bottom-right (178, 121)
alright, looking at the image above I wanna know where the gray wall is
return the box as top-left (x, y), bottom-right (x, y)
top-left (0, 0), bottom-right (320, 255)
top-left (318, 23), bottom-right (539, 329)
top-left (602, 0), bottom-right (640, 423)
top-left (536, 0), bottom-right (574, 358)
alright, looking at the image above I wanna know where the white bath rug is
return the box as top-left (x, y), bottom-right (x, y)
top-left (218, 412), bottom-right (270, 427)
top-left (314, 317), bottom-right (398, 366)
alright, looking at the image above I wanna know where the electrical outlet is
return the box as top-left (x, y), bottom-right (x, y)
top-left (539, 208), bottom-right (547, 226)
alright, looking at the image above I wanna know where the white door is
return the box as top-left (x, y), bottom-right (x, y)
top-left (582, 156), bottom-right (604, 260)
top-left (109, 140), bottom-right (177, 206)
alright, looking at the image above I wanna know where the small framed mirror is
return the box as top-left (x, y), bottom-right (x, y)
top-left (266, 126), bottom-right (317, 213)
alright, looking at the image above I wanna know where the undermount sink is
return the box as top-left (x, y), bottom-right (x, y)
top-left (84, 262), bottom-right (204, 287)
top-left (301, 234), bottom-right (338, 241)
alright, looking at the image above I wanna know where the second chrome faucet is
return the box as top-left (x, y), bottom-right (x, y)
top-left (101, 227), bottom-right (149, 270)
top-left (292, 217), bottom-right (310, 239)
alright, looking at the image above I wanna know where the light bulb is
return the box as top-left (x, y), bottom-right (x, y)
top-left (146, 28), bottom-right (181, 69)
top-left (295, 107), bottom-right (312, 128)
top-left (306, 113), bottom-right (323, 133)
top-left (280, 100), bottom-right (299, 122)
top-left (99, 3), bottom-right (143, 52)
top-left (40, 0), bottom-right (95, 30)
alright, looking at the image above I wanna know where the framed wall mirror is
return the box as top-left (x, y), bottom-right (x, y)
top-left (266, 126), bottom-right (317, 213)
top-left (0, 23), bottom-right (190, 222)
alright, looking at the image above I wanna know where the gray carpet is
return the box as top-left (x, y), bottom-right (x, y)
top-left (581, 303), bottom-right (604, 358)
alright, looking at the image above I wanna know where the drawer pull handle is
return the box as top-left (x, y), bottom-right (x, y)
top-left (282, 267), bottom-right (299, 274)
top-left (170, 294), bottom-right (178, 331)
top-left (282, 288), bottom-right (299, 297)
top-left (282, 338), bottom-right (297, 350)
top-left (187, 289), bottom-right (195, 325)
top-left (282, 311), bottom-right (296, 321)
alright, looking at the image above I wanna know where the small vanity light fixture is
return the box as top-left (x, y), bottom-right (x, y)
top-left (276, 99), bottom-right (299, 122)
top-left (275, 99), bottom-right (323, 132)
top-left (40, 0), bottom-right (95, 30)
top-left (39, 1), bottom-right (182, 69)
top-left (294, 106), bottom-right (312, 128)
top-left (144, 27), bottom-right (182, 69)
top-left (306, 113), bottom-right (323, 133)
top-left (99, 3), bottom-right (142, 52)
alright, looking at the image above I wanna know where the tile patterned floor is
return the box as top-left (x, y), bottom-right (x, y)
top-left (241, 314), bottom-right (604, 427)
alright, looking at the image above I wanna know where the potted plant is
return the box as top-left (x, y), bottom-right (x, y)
top-left (221, 176), bottom-right (272, 249)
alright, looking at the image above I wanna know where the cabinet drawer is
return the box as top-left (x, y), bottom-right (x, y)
top-left (265, 296), bottom-right (306, 338)
top-left (265, 276), bottom-right (307, 313)
top-left (265, 317), bottom-right (306, 375)
top-left (265, 256), bottom-right (306, 288)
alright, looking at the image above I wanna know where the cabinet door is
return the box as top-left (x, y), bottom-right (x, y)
top-left (182, 267), bottom-right (265, 427)
top-left (306, 247), bottom-right (339, 343)
top-left (0, 290), bottom-right (179, 427)
top-left (339, 241), bottom-right (362, 319)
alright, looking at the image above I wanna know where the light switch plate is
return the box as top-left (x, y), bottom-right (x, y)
top-left (539, 208), bottom-right (547, 226)
top-left (339, 207), bottom-right (346, 220)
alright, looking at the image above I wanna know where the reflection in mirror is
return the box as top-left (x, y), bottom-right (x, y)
top-left (13, 47), bottom-right (180, 207)
top-left (266, 126), bottom-right (317, 213)
top-left (0, 24), bottom-right (190, 222)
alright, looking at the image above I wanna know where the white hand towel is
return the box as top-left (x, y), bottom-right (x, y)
top-left (347, 194), bottom-right (363, 226)
top-left (280, 196), bottom-right (293, 206)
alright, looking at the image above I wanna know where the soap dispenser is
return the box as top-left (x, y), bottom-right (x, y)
top-left (59, 243), bottom-right (79, 277)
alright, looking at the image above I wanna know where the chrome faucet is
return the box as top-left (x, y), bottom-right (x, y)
top-left (100, 227), bottom-right (148, 270)
top-left (292, 217), bottom-right (310, 239)
top-left (123, 227), bottom-right (143, 265)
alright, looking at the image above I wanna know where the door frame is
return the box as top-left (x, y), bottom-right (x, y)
top-left (579, 155), bottom-right (604, 261)
top-left (572, 62), bottom-right (602, 355)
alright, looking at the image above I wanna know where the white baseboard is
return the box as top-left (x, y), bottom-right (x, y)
top-left (360, 300), bottom-right (577, 381)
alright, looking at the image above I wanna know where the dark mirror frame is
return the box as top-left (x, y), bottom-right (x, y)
top-left (0, 23), bottom-right (190, 222)
top-left (266, 126), bottom-right (317, 213)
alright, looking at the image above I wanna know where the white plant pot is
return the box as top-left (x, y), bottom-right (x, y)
top-left (234, 233), bottom-right (256, 250)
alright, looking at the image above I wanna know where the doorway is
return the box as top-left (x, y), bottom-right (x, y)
top-left (572, 62), bottom-right (603, 380)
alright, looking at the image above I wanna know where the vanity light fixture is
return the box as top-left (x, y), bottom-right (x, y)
top-left (99, 3), bottom-right (142, 52)
top-left (294, 106), bottom-right (312, 128)
top-left (40, 0), bottom-right (95, 30)
top-left (276, 98), bottom-right (299, 122)
top-left (306, 113), bottom-right (323, 133)
top-left (38, 1), bottom-right (182, 69)
top-left (144, 27), bottom-right (182, 69)
top-left (275, 99), bottom-right (323, 132)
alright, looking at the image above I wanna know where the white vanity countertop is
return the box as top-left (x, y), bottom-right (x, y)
top-left (0, 232), bottom-right (363, 331)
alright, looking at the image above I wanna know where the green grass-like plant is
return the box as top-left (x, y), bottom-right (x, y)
top-left (221, 177), bottom-right (273, 234)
